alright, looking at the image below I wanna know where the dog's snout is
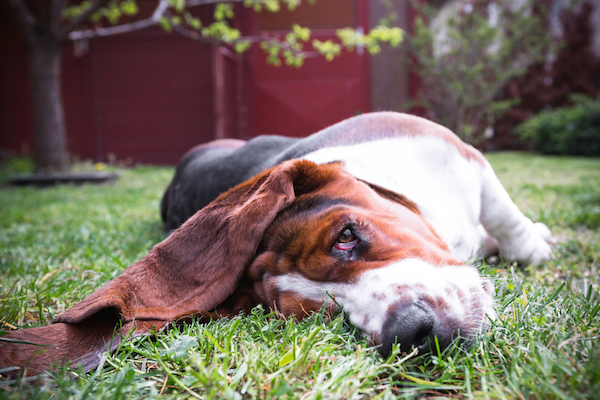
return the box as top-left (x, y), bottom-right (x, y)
top-left (379, 302), bottom-right (443, 358)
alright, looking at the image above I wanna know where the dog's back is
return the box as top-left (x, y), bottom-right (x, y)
top-left (161, 136), bottom-right (299, 230)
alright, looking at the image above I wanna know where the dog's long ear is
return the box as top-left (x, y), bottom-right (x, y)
top-left (0, 159), bottom-right (323, 378)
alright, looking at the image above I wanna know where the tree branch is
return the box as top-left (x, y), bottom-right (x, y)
top-left (186, 0), bottom-right (243, 5)
top-left (1, 0), bottom-right (38, 46)
top-left (171, 23), bottom-right (221, 45)
top-left (60, 0), bottom-right (111, 42)
top-left (50, 0), bottom-right (67, 36)
top-left (67, 0), bottom-right (169, 41)
top-left (244, 35), bottom-right (321, 58)
top-left (170, 21), bottom-right (321, 59)
top-left (37, 0), bottom-right (51, 33)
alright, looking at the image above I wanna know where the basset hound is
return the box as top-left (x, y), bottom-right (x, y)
top-left (0, 112), bottom-right (554, 379)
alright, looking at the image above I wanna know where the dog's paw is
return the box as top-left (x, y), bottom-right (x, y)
top-left (523, 235), bottom-right (554, 265)
top-left (499, 221), bottom-right (555, 265)
top-left (533, 222), bottom-right (557, 245)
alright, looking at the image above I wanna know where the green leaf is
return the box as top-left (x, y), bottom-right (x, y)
top-left (184, 12), bottom-right (202, 30)
top-left (120, 0), bottom-right (138, 16)
top-left (159, 16), bottom-right (172, 32)
top-left (230, 361), bottom-right (249, 385)
top-left (168, 0), bottom-right (186, 12)
top-left (160, 335), bottom-right (199, 360)
top-left (214, 3), bottom-right (234, 21)
top-left (312, 39), bottom-right (341, 61)
top-left (278, 348), bottom-right (294, 367)
top-left (234, 39), bottom-right (251, 54)
top-left (292, 24), bottom-right (311, 42)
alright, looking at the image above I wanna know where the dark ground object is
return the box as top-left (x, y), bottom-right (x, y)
top-left (8, 172), bottom-right (119, 187)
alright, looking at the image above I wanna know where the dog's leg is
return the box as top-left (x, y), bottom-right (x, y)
top-left (479, 162), bottom-right (555, 265)
top-left (477, 224), bottom-right (499, 259)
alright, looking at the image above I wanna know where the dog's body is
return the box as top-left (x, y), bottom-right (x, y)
top-left (162, 112), bottom-right (553, 264)
top-left (0, 112), bottom-right (553, 378)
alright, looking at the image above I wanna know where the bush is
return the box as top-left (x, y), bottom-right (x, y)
top-left (407, 0), bottom-right (550, 144)
top-left (517, 95), bottom-right (600, 156)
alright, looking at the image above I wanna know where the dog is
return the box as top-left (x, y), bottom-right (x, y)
top-left (0, 112), bottom-right (554, 378)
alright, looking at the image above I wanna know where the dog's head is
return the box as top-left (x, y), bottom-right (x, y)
top-left (0, 160), bottom-right (494, 376)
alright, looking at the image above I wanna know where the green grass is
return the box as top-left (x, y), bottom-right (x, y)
top-left (1, 153), bottom-right (599, 399)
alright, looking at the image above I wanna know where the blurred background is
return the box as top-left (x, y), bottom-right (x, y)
top-left (1, 0), bottom-right (599, 168)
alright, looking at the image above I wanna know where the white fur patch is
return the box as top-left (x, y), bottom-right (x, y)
top-left (302, 135), bottom-right (554, 265)
top-left (274, 259), bottom-right (495, 340)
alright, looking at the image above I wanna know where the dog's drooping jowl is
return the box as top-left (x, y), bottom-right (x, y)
top-left (0, 112), bottom-right (554, 378)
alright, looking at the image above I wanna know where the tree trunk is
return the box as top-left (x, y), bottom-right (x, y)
top-left (28, 42), bottom-right (69, 172)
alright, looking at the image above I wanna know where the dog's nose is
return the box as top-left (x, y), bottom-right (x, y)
top-left (379, 302), bottom-right (445, 358)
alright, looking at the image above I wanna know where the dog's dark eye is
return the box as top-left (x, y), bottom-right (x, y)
top-left (334, 228), bottom-right (360, 251)
top-left (339, 228), bottom-right (355, 243)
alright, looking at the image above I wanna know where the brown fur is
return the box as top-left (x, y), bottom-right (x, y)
top-left (0, 160), bottom-right (318, 378)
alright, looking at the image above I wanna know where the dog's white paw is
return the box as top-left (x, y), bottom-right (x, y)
top-left (523, 235), bottom-right (554, 265)
top-left (534, 222), bottom-right (557, 245)
top-left (499, 221), bottom-right (555, 265)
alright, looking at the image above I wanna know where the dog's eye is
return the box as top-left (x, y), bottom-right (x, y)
top-left (339, 228), bottom-right (355, 243)
top-left (334, 228), bottom-right (360, 251)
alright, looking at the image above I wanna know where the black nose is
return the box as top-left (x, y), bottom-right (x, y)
top-left (379, 303), bottom-right (440, 358)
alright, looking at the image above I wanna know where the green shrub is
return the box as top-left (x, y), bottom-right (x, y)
top-left (517, 95), bottom-right (600, 156)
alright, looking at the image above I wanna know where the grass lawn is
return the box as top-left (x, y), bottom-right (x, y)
top-left (0, 153), bottom-right (599, 399)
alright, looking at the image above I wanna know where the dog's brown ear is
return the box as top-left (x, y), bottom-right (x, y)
top-left (0, 159), bottom-right (323, 378)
